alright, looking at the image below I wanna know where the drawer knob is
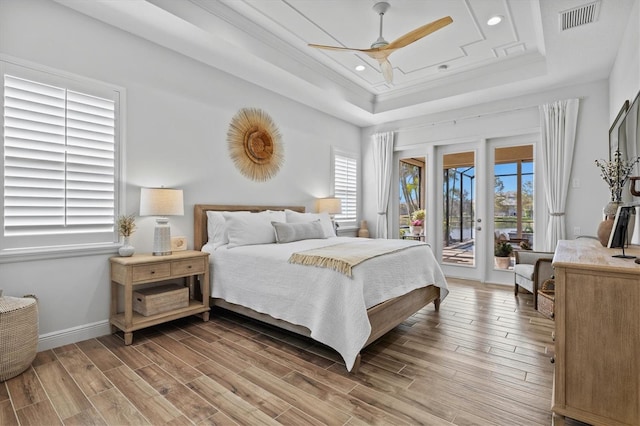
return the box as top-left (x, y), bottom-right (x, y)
top-left (150, 271), bottom-right (155, 274)
top-left (188, 265), bottom-right (192, 269)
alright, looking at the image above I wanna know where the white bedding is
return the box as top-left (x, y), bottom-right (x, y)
top-left (202, 236), bottom-right (448, 371)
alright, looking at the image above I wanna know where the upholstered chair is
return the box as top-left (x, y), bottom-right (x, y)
top-left (514, 251), bottom-right (554, 309)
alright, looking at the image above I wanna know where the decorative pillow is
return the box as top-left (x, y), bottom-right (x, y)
top-left (284, 209), bottom-right (336, 238)
top-left (223, 210), bottom-right (286, 248)
top-left (272, 220), bottom-right (326, 243)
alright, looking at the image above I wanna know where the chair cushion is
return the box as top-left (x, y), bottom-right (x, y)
top-left (514, 264), bottom-right (534, 280)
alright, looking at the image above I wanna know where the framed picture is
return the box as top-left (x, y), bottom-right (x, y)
top-left (171, 236), bottom-right (187, 251)
top-left (610, 100), bottom-right (629, 160)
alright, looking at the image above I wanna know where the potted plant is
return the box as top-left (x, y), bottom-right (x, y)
top-left (410, 209), bottom-right (425, 235)
top-left (117, 214), bottom-right (136, 257)
top-left (494, 240), bottom-right (513, 269)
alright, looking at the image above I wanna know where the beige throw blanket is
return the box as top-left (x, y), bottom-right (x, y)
top-left (288, 239), bottom-right (421, 277)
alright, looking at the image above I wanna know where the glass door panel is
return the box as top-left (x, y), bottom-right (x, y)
top-left (399, 157), bottom-right (425, 241)
top-left (493, 145), bottom-right (534, 270)
top-left (442, 151), bottom-right (476, 267)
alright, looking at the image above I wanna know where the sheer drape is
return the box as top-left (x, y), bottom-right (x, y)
top-left (373, 132), bottom-right (395, 238)
top-left (539, 99), bottom-right (579, 251)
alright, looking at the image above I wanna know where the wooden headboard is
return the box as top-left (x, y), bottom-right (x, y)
top-left (193, 204), bottom-right (305, 251)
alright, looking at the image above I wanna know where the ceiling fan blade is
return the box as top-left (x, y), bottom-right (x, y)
top-left (308, 43), bottom-right (367, 53)
top-left (384, 16), bottom-right (453, 51)
top-left (380, 59), bottom-right (393, 84)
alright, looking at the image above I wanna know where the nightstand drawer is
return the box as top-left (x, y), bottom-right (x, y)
top-left (132, 263), bottom-right (171, 282)
top-left (172, 257), bottom-right (206, 275)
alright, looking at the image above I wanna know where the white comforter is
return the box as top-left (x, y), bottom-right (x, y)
top-left (202, 237), bottom-right (448, 371)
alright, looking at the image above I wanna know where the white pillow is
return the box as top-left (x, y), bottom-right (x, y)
top-left (272, 220), bottom-right (326, 243)
top-left (223, 210), bottom-right (286, 248)
top-left (285, 209), bottom-right (336, 238)
top-left (206, 211), bottom-right (229, 249)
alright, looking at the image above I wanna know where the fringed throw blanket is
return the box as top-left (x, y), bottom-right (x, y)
top-left (288, 239), bottom-right (422, 277)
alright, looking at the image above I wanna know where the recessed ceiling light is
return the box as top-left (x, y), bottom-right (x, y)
top-left (355, 65), bottom-right (365, 71)
top-left (487, 15), bottom-right (503, 26)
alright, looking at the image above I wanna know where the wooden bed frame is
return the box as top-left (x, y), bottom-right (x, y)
top-left (193, 204), bottom-right (441, 372)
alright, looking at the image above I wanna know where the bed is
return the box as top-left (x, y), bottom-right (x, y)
top-left (194, 204), bottom-right (448, 372)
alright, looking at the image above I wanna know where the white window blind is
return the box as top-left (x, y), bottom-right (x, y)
top-left (334, 153), bottom-right (357, 223)
top-left (3, 71), bottom-right (118, 249)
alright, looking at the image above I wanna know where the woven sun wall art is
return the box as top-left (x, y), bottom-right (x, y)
top-left (227, 108), bottom-right (283, 182)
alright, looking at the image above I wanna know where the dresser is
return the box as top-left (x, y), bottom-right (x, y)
top-left (552, 239), bottom-right (640, 426)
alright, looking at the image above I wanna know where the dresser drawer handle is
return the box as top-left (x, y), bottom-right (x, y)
top-left (188, 265), bottom-right (192, 269)
top-left (150, 270), bottom-right (155, 274)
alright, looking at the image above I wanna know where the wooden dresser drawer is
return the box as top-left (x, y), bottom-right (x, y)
top-left (172, 257), bottom-right (206, 276)
top-left (132, 263), bottom-right (171, 282)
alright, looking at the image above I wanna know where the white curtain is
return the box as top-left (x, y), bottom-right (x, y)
top-left (373, 132), bottom-right (395, 238)
top-left (539, 99), bottom-right (579, 251)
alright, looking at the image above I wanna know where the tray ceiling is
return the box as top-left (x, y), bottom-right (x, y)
top-left (54, 0), bottom-right (636, 126)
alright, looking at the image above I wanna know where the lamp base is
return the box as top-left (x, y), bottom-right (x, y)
top-left (153, 217), bottom-right (172, 256)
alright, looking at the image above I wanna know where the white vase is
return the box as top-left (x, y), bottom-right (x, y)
top-left (357, 220), bottom-right (370, 238)
top-left (603, 201), bottom-right (622, 219)
top-left (409, 225), bottom-right (423, 236)
top-left (119, 236), bottom-right (135, 257)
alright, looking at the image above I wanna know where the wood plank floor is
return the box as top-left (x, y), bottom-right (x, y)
top-left (1, 279), bottom-right (577, 425)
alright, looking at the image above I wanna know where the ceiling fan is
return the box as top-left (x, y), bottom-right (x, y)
top-left (308, 2), bottom-right (452, 84)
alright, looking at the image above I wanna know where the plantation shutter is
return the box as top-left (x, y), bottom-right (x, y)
top-left (334, 154), bottom-right (357, 222)
top-left (3, 74), bottom-right (116, 244)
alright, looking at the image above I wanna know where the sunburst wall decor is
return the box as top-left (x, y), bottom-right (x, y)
top-left (227, 108), bottom-right (283, 181)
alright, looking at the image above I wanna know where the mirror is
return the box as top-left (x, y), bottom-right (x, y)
top-left (621, 91), bottom-right (640, 174)
top-left (610, 100), bottom-right (629, 160)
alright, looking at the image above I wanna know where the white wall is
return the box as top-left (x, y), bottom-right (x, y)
top-left (609, 0), bottom-right (639, 122)
top-left (0, 0), bottom-right (360, 349)
top-left (361, 80), bottom-right (610, 276)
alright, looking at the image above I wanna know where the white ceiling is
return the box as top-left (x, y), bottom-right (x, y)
top-left (55, 0), bottom-right (636, 126)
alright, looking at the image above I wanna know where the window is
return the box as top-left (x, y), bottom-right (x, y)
top-left (2, 61), bottom-right (122, 251)
top-left (333, 151), bottom-right (358, 225)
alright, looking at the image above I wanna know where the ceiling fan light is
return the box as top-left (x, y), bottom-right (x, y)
top-left (355, 65), bottom-right (366, 71)
top-left (487, 15), bottom-right (503, 26)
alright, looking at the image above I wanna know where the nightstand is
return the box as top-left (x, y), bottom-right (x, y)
top-left (109, 250), bottom-right (210, 345)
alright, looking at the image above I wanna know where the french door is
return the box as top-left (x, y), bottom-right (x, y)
top-left (433, 138), bottom-right (537, 283)
top-left (395, 137), bottom-right (538, 284)
top-left (436, 143), bottom-right (486, 281)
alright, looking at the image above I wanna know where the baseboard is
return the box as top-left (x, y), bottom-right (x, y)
top-left (37, 320), bottom-right (111, 352)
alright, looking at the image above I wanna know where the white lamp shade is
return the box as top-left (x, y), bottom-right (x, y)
top-left (316, 197), bottom-right (342, 215)
top-left (139, 188), bottom-right (184, 216)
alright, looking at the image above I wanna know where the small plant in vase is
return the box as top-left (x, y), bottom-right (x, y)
top-left (494, 240), bottom-right (513, 269)
top-left (595, 150), bottom-right (640, 217)
top-left (595, 150), bottom-right (640, 246)
top-left (117, 214), bottom-right (136, 257)
top-left (410, 209), bottom-right (425, 235)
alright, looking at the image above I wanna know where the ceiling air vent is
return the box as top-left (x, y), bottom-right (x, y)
top-left (559, 1), bottom-right (600, 31)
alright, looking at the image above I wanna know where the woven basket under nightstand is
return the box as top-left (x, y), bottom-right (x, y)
top-left (0, 295), bottom-right (39, 382)
top-left (537, 279), bottom-right (555, 320)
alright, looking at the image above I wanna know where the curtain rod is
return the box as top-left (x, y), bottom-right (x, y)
top-left (385, 97), bottom-right (583, 134)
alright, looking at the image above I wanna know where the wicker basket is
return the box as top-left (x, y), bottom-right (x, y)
top-left (0, 295), bottom-right (38, 382)
top-left (537, 279), bottom-right (555, 320)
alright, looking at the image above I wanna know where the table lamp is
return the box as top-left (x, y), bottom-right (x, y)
top-left (316, 197), bottom-right (342, 233)
top-left (139, 187), bottom-right (184, 256)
